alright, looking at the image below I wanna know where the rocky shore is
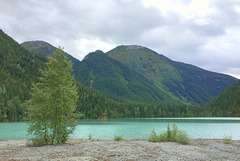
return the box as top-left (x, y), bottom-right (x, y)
top-left (0, 138), bottom-right (240, 160)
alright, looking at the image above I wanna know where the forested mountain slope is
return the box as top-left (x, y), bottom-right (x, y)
top-left (206, 80), bottom-right (240, 116)
top-left (74, 50), bottom-right (178, 104)
top-left (107, 45), bottom-right (238, 105)
top-left (0, 30), bottom-right (45, 121)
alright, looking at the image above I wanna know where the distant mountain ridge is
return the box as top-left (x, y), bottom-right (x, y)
top-left (107, 45), bottom-right (238, 105)
top-left (22, 42), bottom-right (180, 104)
top-left (21, 41), bottom-right (80, 69)
top-left (74, 50), bottom-right (178, 103)
top-left (21, 41), bottom-right (238, 105)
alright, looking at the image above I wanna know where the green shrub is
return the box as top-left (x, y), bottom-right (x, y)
top-left (88, 133), bottom-right (93, 140)
top-left (223, 136), bottom-right (232, 144)
top-left (175, 130), bottom-right (190, 145)
top-left (170, 123), bottom-right (178, 142)
top-left (148, 124), bottom-right (190, 145)
top-left (148, 129), bottom-right (158, 142)
top-left (114, 135), bottom-right (123, 141)
top-left (158, 132), bottom-right (168, 142)
top-left (166, 124), bottom-right (171, 141)
top-left (27, 137), bottom-right (47, 147)
top-left (148, 129), bottom-right (169, 142)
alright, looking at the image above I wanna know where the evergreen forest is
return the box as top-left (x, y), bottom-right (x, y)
top-left (0, 30), bottom-right (46, 121)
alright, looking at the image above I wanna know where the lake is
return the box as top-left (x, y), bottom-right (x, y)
top-left (0, 118), bottom-right (240, 140)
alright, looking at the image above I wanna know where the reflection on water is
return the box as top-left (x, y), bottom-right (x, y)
top-left (0, 117), bottom-right (240, 140)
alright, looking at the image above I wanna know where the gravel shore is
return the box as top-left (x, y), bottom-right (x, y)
top-left (0, 138), bottom-right (240, 161)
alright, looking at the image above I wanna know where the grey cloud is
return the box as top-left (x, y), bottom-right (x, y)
top-left (0, 0), bottom-right (240, 78)
top-left (209, 0), bottom-right (240, 27)
top-left (83, 0), bottom-right (165, 42)
top-left (188, 19), bottom-right (226, 37)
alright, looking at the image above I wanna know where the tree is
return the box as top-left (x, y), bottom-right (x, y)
top-left (28, 47), bottom-right (78, 145)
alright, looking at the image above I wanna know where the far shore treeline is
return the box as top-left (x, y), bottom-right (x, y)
top-left (0, 29), bottom-right (239, 122)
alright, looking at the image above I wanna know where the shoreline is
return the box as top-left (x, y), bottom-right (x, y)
top-left (1, 136), bottom-right (240, 141)
top-left (1, 138), bottom-right (240, 160)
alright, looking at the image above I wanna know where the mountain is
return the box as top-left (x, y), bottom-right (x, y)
top-left (2, 29), bottom-right (239, 121)
top-left (0, 29), bottom-right (45, 121)
top-left (21, 41), bottom-right (80, 69)
top-left (21, 41), bottom-right (238, 105)
top-left (21, 41), bottom-right (180, 104)
top-left (107, 45), bottom-right (238, 105)
top-left (74, 50), bottom-right (177, 103)
top-left (206, 80), bottom-right (240, 116)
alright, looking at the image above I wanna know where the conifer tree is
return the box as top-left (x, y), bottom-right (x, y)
top-left (28, 47), bottom-right (78, 145)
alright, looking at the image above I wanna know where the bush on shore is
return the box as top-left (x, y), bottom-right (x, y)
top-left (148, 123), bottom-right (190, 145)
top-left (27, 137), bottom-right (47, 147)
top-left (114, 135), bottom-right (123, 141)
top-left (223, 136), bottom-right (232, 144)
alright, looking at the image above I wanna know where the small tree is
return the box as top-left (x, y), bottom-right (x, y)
top-left (28, 47), bottom-right (78, 146)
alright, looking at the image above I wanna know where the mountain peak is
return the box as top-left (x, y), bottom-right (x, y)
top-left (108, 44), bottom-right (168, 60)
top-left (21, 40), bottom-right (80, 68)
top-left (21, 40), bottom-right (55, 58)
top-left (21, 40), bottom-right (52, 50)
top-left (83, 50), bottom-right (104, 60)
top-left (118, 45), bottom-right (145, 50)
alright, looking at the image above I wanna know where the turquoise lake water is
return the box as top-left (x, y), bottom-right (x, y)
top-left (0, 118), bottom-right (240, 140)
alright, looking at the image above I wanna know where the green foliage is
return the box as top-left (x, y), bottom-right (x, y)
top-left (148, 124), bottom-right (190, 145)
top-left (148, 129), bottom-right (167, 142)
top-left (175, 130), bottom-right (190, 145)
top-left (76, 84), bottom-right (209, 119)
top-left (223, 136), bottom-right (232, 144)
top-left (88, 133), bottom-right (93, 141)
top-left (89, 69), bottom-right (95, 80)
top-left (166, 124), bottom-right (172, 141)
top-left (170, 124), bottom-right (178, 141)
top-left (148, 129), bottom-right (157, 142)
top-left (114, 135), bottom-right (123, 141)
top-left (27, 137), bottom-right (47, 147)
top-left (27, 47), bottom-right (78, 146)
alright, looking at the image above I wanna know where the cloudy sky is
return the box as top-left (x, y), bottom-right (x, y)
top-left (1, 0), bottom-right (240, 78)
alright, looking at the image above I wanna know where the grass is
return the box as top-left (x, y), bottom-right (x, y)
top-left (88, 133), bottom-right (94, 141)
top-left (114, 135), bottom-right (123, 141)
top-left (148, 123), bottom-right (190, 145)
top-left (88, 133), bottom-right (92, 140)
top-left (199, 142), bottom-right (208, 146)
top-left (223, 136), bottom-right (232, 144)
